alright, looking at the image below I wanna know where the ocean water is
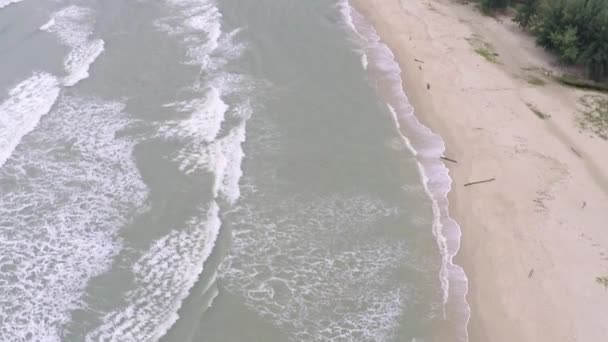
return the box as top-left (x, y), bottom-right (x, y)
top-left (0, 0), bottom-right (468, 341)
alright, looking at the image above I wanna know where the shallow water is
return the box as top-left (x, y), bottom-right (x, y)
top-left (0, 0), bottom-right (467, 341)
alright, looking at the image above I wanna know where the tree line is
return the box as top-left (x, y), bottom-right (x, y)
top-left (481, 0), bottom-right (608, 82)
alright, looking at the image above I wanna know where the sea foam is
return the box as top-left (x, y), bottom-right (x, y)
top-left (0, 96), bottom-right (147, 342)
top-left (220, 192), bottom-right (407, 341)
top-left (85, 202), bottom-right (220, 342)
top-left (156, 0), bottom-right (252, 206)
top-left (339, 1), bottom-right (470, 340)
top-left (41, 6), bottom-right (105, 86)
top-left (155, 0), bottom-right (223, 67)
top-left (79, 1), bottom-right (252, 341)
top-left (0, 72), bottom-right (60, 169)
top-left (0, 0), bottom-right (23, 9)
top-left (162, 87), bottom-right (228, 144)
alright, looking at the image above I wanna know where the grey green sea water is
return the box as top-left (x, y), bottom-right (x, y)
top-left (0, 0), bottom-right (468, 341)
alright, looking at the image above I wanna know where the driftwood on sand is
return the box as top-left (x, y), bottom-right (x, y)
top-left (570, 147), bottom-right (583, 159)
top-left (440, 156), bottom-right (458, 164)
top-left (464, 178), bottom-right (496, 187)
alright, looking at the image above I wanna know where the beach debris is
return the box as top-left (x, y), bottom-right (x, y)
top-left (528, 269), bottom-right (534, 278)
top-left (570, 147), bottom-right (583, 158)
top-left (414, 58), bottom-right (425, 63)
top-left (526, 102), bottom-right (550, 119)
top-left (419, 65), bottom-right (423, 70)
top-left (468, 34), bottom-right (500, 64)
top-left (596, 276), bottom-right (608, 290)
top-left (578, 95), bottom-right (608, 140)
top-left (427, 83), bottom-right (430, 90)
top-left (440, 156), bottom-right (458, 164)
top-left (464, 178), bottom-right (496, 187)
top-left (582, 201), bottom-right (587, 209)
top-left (533, 197), bottom-right (546, 210)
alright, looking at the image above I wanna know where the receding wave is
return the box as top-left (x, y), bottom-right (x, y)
top-left (156, 0), bottom-right (253, 206)
top-left (220, 191), bottom-right (409, 341)
top-left (155, 0), bottom-right (223, 67)
top-left (0, 72), bottom-right (60, 169)
top-left (339, 1), bottom-right (470, 340)
top-left (41, 6), bottom-right (105, 86)
top-left (0, 96), bottom-right (147, 342)
top-left (0, 0), bottom-right (23, 9)
top-left (162, 87), bottom-right (228, 145)
top-left (81, 1), bottom-right (255, 340)
top-left (85, 202), bottom-right (221, 342)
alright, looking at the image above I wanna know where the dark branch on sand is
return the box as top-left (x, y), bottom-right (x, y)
top-left (440, 156), bottom-right (458, 164)
top-left (464, 178), bottom-right (496, 187)
top-left (570, 147), bottom-right (583, 159)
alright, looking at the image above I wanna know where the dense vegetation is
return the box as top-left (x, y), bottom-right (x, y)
top-left (482, 0), bottom-right (608, 81)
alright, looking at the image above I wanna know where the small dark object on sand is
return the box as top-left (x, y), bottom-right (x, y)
top-left (570, 147), bottom-right (583, 158)
top-left (427, 83), bottom-right (430, 90)
top-left (464, 178), bottom-right (496, 187)
top-left (528, 269), bottom-right (534, 278)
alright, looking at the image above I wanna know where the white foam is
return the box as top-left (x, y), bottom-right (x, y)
top-left (340, 1), bottom-right (470, 340)
top-left (165, 112), bottom-right (248, 205)
top-left (0, 95), bottom-right (147, 342)
top-left (361, 52), bottom-right (369, 70)
top-left (85, 202), bottom-right (221, 342)
top-left (156, 0), bottom-right (223, 67)
top-left (338, 0), bottom-right (358, 36)
top-left (203, 120), bottom-right (247, 204)
top-left (39, 17), bottom-right (55, 30)
top-left (156, 0), bottom-right (251, 205)
top-left (41, 6), bottom-right (104, 86)
top-left (0, 0), bottom-right (23, 9)
top-left (40, 6), bottom-right (93, 46)
top-left (220, 192), bottom-right (406, 341)
top-left (63, 39), bottom-right (105, 86)
top-left (387, 104), bottom-right (417, 157)
top-left (0, 72), bottom-right (60, 169)
top-left (162, 87), bottom-right (228, 143)
top-left (113, 1), bottom-right (252, 339)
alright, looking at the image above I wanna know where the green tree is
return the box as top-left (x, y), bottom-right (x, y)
top-left (515, 0), bottom-right (608, 81)
top-left (480, 0), bottom-right (510, 13)
top-left (532, 0), bottom-right (568, 50)
top-left (513, 0), bottom-right (540, 28)
top-left (550, 26), bottom-right (579, 63)
top-left (578, 5), bottom-right (608, 81)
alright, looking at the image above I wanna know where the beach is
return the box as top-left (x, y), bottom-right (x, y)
top-left (2, 0), bottom-right (607, 340)
top-left (350, 0), bottom-right (608, 341)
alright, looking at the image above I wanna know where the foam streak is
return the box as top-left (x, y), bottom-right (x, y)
top-left (0, 0), bottom-right (23, 9)
top-left (85, 202), bottom-right (221, 342)
top-left (0, 96), bottom-right (147, 342)
top-left (0, 72), bottom-right (60, 169)
top-left (41, 6), bottom-right (105, 86)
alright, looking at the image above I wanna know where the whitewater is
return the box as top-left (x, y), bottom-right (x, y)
top-left (0, 0), bottom-right (467, 341)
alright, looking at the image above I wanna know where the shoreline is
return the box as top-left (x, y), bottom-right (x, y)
top-left (350, 0), bottom-right (608, 341)
top-left (340, 2), bottom-right (470, 340)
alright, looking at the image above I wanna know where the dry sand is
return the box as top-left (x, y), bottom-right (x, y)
top-left (350, 0), bottom-right (608, 341)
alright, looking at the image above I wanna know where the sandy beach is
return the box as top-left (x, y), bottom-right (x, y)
top-left (350, 0), bottom-right (608, 341)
